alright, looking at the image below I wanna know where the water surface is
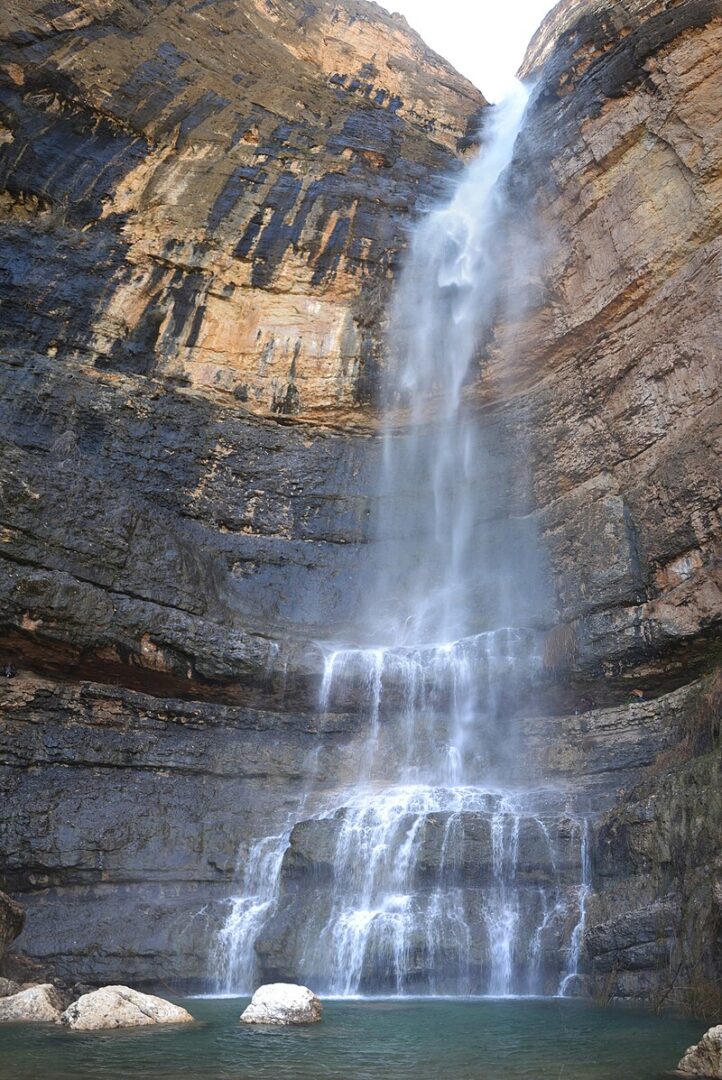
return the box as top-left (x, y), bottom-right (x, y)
top-left (0, 997), bottom-right (702, 1080)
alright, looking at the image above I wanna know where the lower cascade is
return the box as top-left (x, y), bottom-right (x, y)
top-left (214, 84), bottom-right (592, 999)
top-left (215, 636), bottom-right (592, 998)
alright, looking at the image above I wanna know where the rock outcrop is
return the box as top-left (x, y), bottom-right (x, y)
top-left (0, 983), bottom-right (63, 1023)
top-left (61, 985), bottom-right (193, 1029)
top-left (678, 1025), bottom-right (722, 1078)
top-left (0, 0), bottom-right (720, 1003)
top-left (240, 982), bottom-right (322, 1025)
top-left (586, 740), bottom-right (722, 1007)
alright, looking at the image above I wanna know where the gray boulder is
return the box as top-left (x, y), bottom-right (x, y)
top-left (62, 986), bottom-right (194, 1030)
top-left (678, 1026), bottom-right (722, 1078)
top-left (0, 983), bottom-right (63, 1023)
top-left (240, 982), bottom-right (322, 1025)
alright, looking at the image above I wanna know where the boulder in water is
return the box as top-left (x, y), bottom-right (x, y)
top-left (240, 983), bottom-right (322, 1025)
top-left (678, 1026), bottom-right (722, 1077)
top-left (61, 986), bottom-right (194, 1030)
top-left (0, 984), bottom-right (63, 1023)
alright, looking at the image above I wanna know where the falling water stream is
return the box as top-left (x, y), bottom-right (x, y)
top-left (215, 84), bottom-right (591, 999)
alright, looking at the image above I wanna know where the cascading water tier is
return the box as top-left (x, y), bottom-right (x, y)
top-left (214, 84), bottom-right (593, 1000)
top-left (215, 638), bottom-right (592, 998)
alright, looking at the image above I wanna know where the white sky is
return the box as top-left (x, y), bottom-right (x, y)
top-left (387, 0), bottom-right (557, 101)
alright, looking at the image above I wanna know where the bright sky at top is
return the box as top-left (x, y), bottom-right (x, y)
top-left (386, 0), bottom-right (557, 101)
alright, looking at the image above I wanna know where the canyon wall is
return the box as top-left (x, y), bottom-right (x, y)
top-left (0, 0), bottom-right (720, 1004)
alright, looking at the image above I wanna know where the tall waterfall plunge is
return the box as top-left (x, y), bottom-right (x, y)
top-left (215, 85), bottom-right (591, 998)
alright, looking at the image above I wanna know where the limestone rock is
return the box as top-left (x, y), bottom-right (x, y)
top-left (0, 978), bottom-right (20, 997)
top-left (61, 986), bottom-right (193, 1030)
top-left (678, 1026), bottom-right (722, 1078)
top-left (240, 983), bottom-right (322, 1025)
top-left (0, 983), bottom-right (63, 1023)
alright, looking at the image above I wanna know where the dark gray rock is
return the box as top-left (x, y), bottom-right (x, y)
top-left (0, 890), bottom-right (24, 962)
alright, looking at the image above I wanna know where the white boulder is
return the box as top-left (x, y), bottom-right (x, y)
top-left (240, 983), bottom-right (322, 1025)
top-left (61, 986), bottom-right (193, 1031)
top-left (0, 983), bottom-right (63, 1023)
top-left (678, 1025), bottom-right (722, 1077)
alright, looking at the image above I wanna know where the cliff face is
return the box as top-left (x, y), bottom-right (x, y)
top-left (513, 0), bottom-right (722, 1006)
top-left (0, 0), bottom-right (485, 985)
top-left (0, 0), bottom-right (720, 1002)
top-left (510, 0), bottom-right (722, 680)
top-left (0, 0), bottom-right (481, 418)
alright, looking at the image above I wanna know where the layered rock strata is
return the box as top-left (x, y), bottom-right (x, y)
top-left (0, 0), bottom-right (720, 1002)
top-left (0, 0), bottom-right (481, 417)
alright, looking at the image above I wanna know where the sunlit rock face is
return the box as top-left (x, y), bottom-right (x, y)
top-left (0, 0), bottom-right (720, 1002)
top-left (495, 0), bottom-right (722, 679)
top-left (0, 0), bottom-right (482, 418)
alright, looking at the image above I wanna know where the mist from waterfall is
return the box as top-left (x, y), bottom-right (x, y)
top-left (372, 81), bottom-right (531, 650)
top-left (215, 84), bottom-right (590, 999)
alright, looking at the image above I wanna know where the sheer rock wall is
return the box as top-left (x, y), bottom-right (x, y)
top-left (0, 0), bottom-right (720, 1000)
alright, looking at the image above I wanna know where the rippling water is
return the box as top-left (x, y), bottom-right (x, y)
top-left (0, 998), bottom-right (702, 1080)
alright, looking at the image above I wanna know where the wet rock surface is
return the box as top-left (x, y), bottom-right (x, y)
top-left (0, 890), bottom-right (24, 961)
top-left (584, 746), bottom-right (722, 1006)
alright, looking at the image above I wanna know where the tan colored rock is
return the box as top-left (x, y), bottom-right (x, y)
top-left (240, 982), bottom-right (322, 1025)
top-left (477, 0), bottom-right (722, 676)
top-left (61, 986), bottom-right (194, 1030)
top-left (678, 1025), bottom-right (722, 1078)
top-left (0, 984), bottom-right (63, 1023)
top-left (0, 0), bottom-right (482, 418)
top-left (0, 978), bottom-right (20, 997)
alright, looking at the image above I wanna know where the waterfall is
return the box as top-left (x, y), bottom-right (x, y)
top-left (558, 818), bottom-right (592, 997)
top-left (214, 83), bottom-right (592, 998)
top-left (371, 81), bottom-right (533, 651)
top-left (214, 832), bottom-right (289, 994)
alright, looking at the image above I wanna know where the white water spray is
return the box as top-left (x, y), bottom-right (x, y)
top-left (215, 84), bottom-right (591, 998)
